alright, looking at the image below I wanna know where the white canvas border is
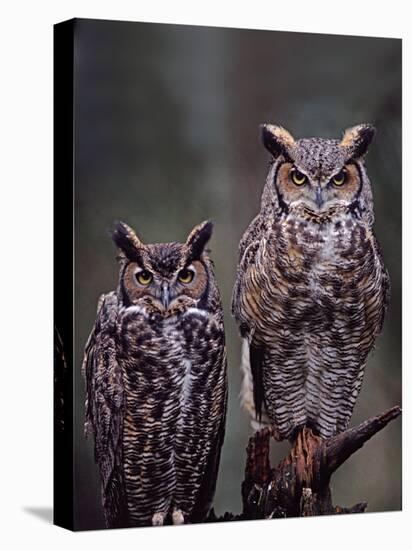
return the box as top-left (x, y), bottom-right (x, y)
top-left (0, 1), bottom-right (408, 549)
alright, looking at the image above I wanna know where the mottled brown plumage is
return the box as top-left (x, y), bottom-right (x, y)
top-left (232, 124), bottom-right (389, 441)
top-left (83, 221), bottom-right (227, 527)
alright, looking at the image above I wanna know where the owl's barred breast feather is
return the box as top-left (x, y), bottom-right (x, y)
top-left (233, 208), bottom-right (389, 440)
top-left (119, 305), bottom-right (227, 526)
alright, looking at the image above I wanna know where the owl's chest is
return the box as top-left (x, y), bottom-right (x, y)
top-left (251, 214), bottom-right (377, 323)
top-left (268, 214), bottom-right (372, 280)
top-left (116, 307), bottom-right (212, 385)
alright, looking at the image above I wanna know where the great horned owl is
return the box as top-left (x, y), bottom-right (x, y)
top-left (232, 123), bottom-right (389, 441)
top-left (83, 220), bottom-right (227, 528)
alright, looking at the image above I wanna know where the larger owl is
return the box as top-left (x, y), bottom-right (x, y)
top-left (232, 123), bottom-right (389, 441)
top-left (83, 220), bottom-right (227, 528)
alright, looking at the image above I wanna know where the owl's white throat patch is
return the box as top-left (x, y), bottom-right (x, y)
top-left (184, 307), bottom-right (209, 318)
top-left (122, 304), bottom-right (148, 317)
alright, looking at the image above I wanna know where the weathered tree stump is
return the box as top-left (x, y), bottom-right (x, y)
top-left (241, 406), bottom-right (401, 519)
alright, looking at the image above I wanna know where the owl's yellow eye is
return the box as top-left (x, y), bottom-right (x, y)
top-left (332, 170), bottom-right (347, 186)
top-left (178, 268), bottom-right (194, 284)
top-left (136, 270), bottom-right (153, 285)
top-left (291, 169), bottom-right (307, 186)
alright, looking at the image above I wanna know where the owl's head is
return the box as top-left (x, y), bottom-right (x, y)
top-left (260, 123), bottom-right (376, 222)
top-left (112, 220), bottom-right (215, 316)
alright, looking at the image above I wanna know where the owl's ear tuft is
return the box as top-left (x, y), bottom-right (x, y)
top-left (112, 221), bottom-right (144, 262)
top-left (341, 124), bottom-right (376, 159)
top-left (185, 220), bottom-right (213, 261)
top-left (260, 124), bottom-right (295, 160)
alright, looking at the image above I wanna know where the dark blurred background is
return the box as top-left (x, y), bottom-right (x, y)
top-left (73, 19), bottom-right (401, 530)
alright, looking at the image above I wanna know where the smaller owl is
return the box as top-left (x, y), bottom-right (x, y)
top-left (83, 220), bottom-right (227, 528)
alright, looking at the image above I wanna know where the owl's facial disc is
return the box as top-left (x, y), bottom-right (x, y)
top-left (167, 261), bottom-right (209, 312)
top-left (159, 265), bottom-right (196, 310)
top-left (122, 260), bottom-right (207, 314)
top-left (275, 162), bottom-right (361, 215)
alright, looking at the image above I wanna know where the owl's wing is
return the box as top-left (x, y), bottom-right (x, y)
top-left (82, 291), bottom-right (128, 528)
top-left (231, 215), bottom-right (269, 426)
top-left (231, 214), bottom-right (262, 322)
top-left (191, 318), bottom-right (228, 523)
top-left (374, 234), bottom-right (391, 334)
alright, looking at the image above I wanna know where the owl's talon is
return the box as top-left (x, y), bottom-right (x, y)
top-left (151, 512), bottom-right (166, 526)
top-left (172, 509), bottom-right (185, 525)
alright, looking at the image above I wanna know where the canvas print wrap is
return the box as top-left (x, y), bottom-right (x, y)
top-left (54, 18), bottom-right (402, 530)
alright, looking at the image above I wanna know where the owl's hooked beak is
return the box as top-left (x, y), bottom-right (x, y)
top-left (315, 187), bottom-right (324, 209)
top-left (161, 282), bottom-right (170, 310)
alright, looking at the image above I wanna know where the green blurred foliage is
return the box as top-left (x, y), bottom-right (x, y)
top-left (73, 19), bottom-right (401, 529)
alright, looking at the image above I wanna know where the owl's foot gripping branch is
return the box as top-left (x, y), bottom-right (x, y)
top-left (239, 406), bottom-right (401, 519)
